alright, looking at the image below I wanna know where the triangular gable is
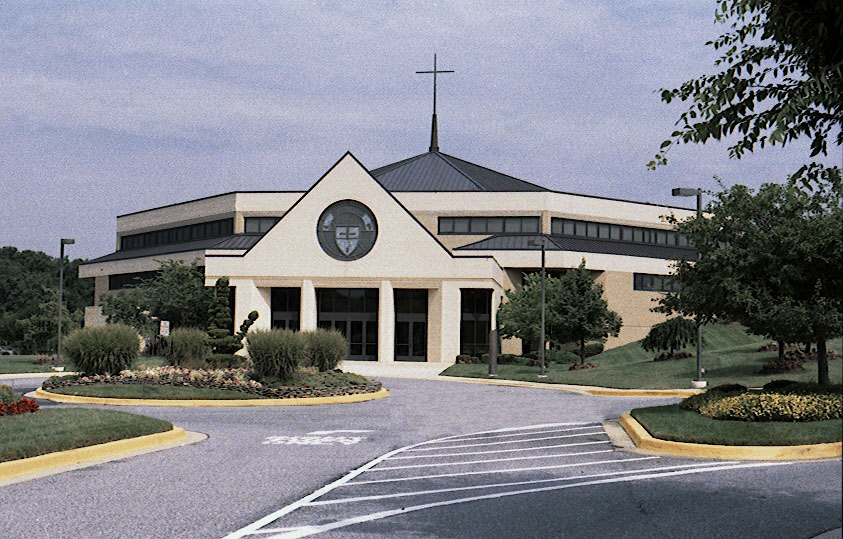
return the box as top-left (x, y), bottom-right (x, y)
top-left (206, 152), bottom-right (502, 282)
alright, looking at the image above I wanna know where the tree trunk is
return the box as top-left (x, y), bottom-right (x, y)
top-left (804, 342), bottom-right (811, 355)
top-left (777, 340), bottom-right (784, 362)
top-left (817, 339), bottom-right (829, 386)
top-left (580, 338), bottom-right (585, 365)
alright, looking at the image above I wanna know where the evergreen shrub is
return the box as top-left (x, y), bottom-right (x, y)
top-left (0, 384), bottom-right (20, 404)
top-left (303, 329), bottom-right (347, 371)
top-left (62, 324), bottom-right (139, 375)
top-left (205, 354), bottom-right (245, 369)
top-left (167, 327), bottom-right (209, 369)
top-left (247, 329), bottom-right (306, 381)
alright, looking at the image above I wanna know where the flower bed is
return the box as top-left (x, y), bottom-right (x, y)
top-left (42, 366), bottom-right (382, 399)
top-left (0, 398), bottom-right (39, 416)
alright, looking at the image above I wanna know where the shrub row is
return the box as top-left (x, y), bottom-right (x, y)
top-left (247, 329), bottom-right (346, 380)
top-left (0, 398), bottom-right (39, 416)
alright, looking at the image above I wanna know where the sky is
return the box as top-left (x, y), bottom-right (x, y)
top-left (1, 1), bottom-right (836, 260)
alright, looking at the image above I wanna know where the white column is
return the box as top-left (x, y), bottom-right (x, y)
top-left (232, 280), bottom-right (271, 357)
top-left (438, 282), bottom-right (462, 364)
top-left (300, 280), bottom-right (317, 331)
top-left (378, 280), bottom-right (394, 362)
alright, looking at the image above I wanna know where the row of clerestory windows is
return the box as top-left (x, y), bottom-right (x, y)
top-left (633, 273), bottom-right (680, 293)
top-left (551, 218), bottom-right (689, 247)
top-left (438, 216), bottom-right (540, 235)
top-left (120, 219), bottom-right (233, 251)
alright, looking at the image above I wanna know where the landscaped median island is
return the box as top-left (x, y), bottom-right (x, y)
top-left (627, 381), bottom-right (842, 452)
top-left (441, 325), bottom-right (842, 390)
top-left (36, 324), bottom-right (385, 405)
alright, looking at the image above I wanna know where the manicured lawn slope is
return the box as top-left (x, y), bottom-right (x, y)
top-left (0, 409), bottom-right (172, 462)
top-left (48, 384), bottom-right (266, 400)
top-left (441, 325), bottom-right (843, 389)
top-left (631, 404), bottom-right (843, 446)
top-left (0, 355), bottom-right (55, 374)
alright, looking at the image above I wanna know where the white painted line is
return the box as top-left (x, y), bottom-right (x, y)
top-left (308, 461), bottom-right (743, 506)
top-left (389, 437), bottom-right (610, 460)
top-left (344, 452), bottom-right (636, 486)
top-left (406, 433), bottom-right (604, 452)
top-left (246, 528), bottom-right (318, 535)
top-left (307, 430), bottom-right (374, 435)
top-left (441, 425), bottom-right (603, 443)
top-left (371, 444), bottom-right (612, 471)
top-left (269, 462), bottom-right (793, 538)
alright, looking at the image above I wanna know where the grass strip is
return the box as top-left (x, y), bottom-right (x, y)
top-left (0, 355), bottom-right (55, 374)
top-left (0, 408), bottom-right (172, 462)
top-left (48, 383), bottom-right (267, 400)
top-left (630, 404), bottom-right (843, 446)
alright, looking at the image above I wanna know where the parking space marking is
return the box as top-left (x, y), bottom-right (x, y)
top-left (371, 445), bottom-right (613, 471)
top-left (269, 462), bottom-right (791, 539)
top-left (344, 453), bottom-right (644, 486)
top-left (405, 432), bottom-right (606, 451)
top-left (307, 460), bottom-right (744, 506)
top-left (388, 440), bottom-right (613, 459)
top-left (224, 422), bottom-right (796, 539)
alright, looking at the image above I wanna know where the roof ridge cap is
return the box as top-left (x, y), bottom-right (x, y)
top-left (435, 152), bottom-right (486, 191)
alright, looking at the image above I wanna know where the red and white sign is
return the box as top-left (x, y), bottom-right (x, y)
top-left (159, 320), bottom-right (170, 337)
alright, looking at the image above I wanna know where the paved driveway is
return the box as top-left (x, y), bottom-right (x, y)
top-left (2, 377), bottom-right (841, 538)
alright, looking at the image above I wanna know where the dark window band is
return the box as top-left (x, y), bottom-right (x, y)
top-left (633, 273), bottom-right (680, 292)
top-left (551, 218), bottom-right (688, 248)
top-left (120, 218), bottom-right (233, 251)
top-left (439, 216), bottom-right (540, 235)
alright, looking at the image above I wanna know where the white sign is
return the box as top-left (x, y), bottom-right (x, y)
top-left (159, 320), bottom-right (170, 337)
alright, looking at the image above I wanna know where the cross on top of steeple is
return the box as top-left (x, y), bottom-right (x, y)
top-left (416, 54), bottom-right (454, 152)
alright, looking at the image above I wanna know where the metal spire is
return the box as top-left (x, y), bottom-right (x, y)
top-left (416, 54), bottom-right (453, 152)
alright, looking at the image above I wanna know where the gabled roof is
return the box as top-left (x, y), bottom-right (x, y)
top-left (82, 234), bottom-right (264, 265)
top-left (370, 151), bottom-right (548, 192)
top-left (455, 234), bottom-right (698, 261)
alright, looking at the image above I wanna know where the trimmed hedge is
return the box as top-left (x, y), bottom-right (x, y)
top-left (62, 324), bottom-right (139, 375)
top-left (247, 329), bottom-right (306, 381)
top-left (167, 327), bottom-right (209, 369)
top-left (303, 329), bottom-right (347, 372)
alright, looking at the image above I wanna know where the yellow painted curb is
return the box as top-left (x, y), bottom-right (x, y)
top-left (35, 387), bottom-right (389, 407)
top-left (619, 413), bottom-right (843, 461)
top-left (0, 426), bottom-right (187, 481)
top-left (441, 376), bottom-right (703, 397)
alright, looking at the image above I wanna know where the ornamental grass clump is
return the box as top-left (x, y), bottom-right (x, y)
top-left (247, 329), bottom-right (306, 381)
top-left (303, 329), bottom-right (347, 371)
top-left (62, 324), bottom-right (139, 375)
top-left (167, 327), bottom-right (209, 369)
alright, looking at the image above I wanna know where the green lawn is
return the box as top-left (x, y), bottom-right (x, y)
top-left (0, 355), bottom-right (56, 374)
top-left (441, 325), bottom-right (843, 389)
top-left (631, 404), bottom-right (843, 446)
top-left (48, 383), bottom-right (266, 400)
top-left (0, 408), bottom-right (172, 462)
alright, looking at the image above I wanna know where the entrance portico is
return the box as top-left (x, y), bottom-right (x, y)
top-left (206, 153), bottom-right (504, 364)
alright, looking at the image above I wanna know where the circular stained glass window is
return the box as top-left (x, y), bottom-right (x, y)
top-left (316, 200), bottom-right (378, 261)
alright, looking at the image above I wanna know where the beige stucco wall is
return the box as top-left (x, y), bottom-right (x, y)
top-left (596, 270), bottom-right (669, 348)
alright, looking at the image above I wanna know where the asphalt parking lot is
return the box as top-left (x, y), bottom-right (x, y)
top-left (2, 376), bottom-right (841, 538)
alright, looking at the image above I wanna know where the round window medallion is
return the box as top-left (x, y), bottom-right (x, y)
top-left (316, 200), bottom-right (378, 261)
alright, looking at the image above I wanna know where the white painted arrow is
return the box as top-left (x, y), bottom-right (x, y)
top-left (307, 430), bottom-right (374, 435)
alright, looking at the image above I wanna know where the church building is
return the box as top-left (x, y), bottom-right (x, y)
top-left (79, 62), bottom-right (696, 364)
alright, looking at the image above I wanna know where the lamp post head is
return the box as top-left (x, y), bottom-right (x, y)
top-left (672, 187), bottom-right (699, 197)
top-left (61, 238), bottom-right (75, 245)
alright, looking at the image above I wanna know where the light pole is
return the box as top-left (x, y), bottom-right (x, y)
top-left (528, 237), bottom-right (547, 377)
top-left (56, 238), bottom-right (75, 370)
top-left (671, 188), bottom-right (705, 389)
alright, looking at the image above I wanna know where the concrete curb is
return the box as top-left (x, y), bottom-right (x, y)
top-left (0, 426), bottom-right (191, 483)
top-left (438, 375), bottom-right (704, 397)
top-left (34, 387), bottom-right (389, 407)
top-left (0, 372), bottom-right (79, 380)
top-left (619, 413), bottom-right (843, 461)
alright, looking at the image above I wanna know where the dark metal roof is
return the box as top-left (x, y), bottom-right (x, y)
top-left (82, 234), bottom-right (264, 265)
top-left (371, 151), bottom-right (548, 192)
top-left (454, 234), bottom-right (697, 261)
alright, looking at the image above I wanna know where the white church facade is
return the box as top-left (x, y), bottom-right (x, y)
top-left (79, 149), bottom-right (696, 365)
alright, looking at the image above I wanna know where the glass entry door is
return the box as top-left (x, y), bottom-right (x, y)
top-left (395, 289), bottom-right (427, 362)
top-left (317, 288), bottom-right (378, 361)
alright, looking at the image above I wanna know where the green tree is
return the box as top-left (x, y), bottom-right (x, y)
top-left (141, 260), bottom-right (212, 329)
top-left (499, 261), bottom-right (622, 364)
top-left (659, 177), bottom-right (842, 384)
top-left (100, 288), bottom-right (154, 335)
top-left (15, 288), bottom-right (82, 353)
top-left (206, 277), bottom-right (240, 354)
top-left (641, 316), bottom-right (697, 357)
top-left (649, 0), bottom-right (841, 185)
